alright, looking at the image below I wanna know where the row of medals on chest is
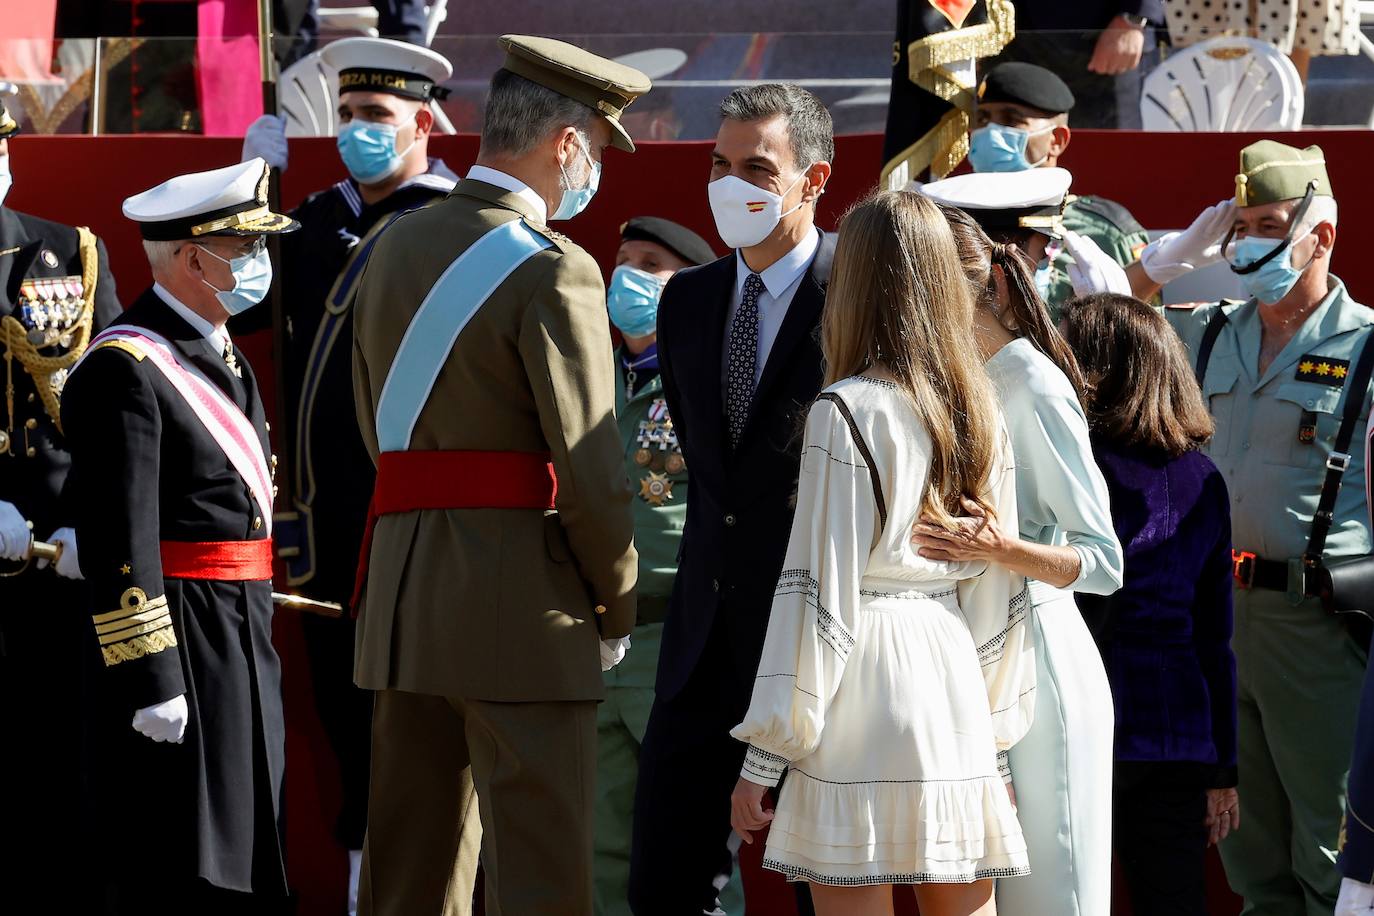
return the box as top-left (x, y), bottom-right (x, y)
top-left (636, 398), bottom-right (685, 506)
top-left (19, 277), bottom-right (85, 349)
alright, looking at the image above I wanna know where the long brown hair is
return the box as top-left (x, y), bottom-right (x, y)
top-left (1061, 293), bottom-right (1214, 457)
top-left (822, 191), bottom-right (1001, 527)
top-left (939, 204), bottom-right (1087, 399)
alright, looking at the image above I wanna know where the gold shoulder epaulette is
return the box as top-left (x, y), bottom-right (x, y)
top-left (94, 339), bottom-right (147, 361)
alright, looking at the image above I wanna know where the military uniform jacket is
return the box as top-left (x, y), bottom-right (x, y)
top-left (233, 158), bottom-right (458, 601)
top-left (1168, 277), bottom-right (1374, 567)
top-left (62, 289), bottom-right (286, 893)
top-left (352, 177), bottom-right (638, 703)
top-left (615, 353), bottom-right (686, 606)
top-left (1045, 194), bottom-right (1149, 314)
top-left (0, 206), bottom-right (119, 536)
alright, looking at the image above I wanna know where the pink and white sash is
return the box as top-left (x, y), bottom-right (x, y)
top-left (78, 327), bottom-right (274, 534)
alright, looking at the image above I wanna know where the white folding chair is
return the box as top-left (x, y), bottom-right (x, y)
top-left (1140, 36), bottom-right (1304, 131)
top-left (277, 46), bottom-right (455, 137)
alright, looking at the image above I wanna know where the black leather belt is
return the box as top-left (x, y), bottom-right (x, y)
top-left (1232, 550), bottom-right (1314, 594)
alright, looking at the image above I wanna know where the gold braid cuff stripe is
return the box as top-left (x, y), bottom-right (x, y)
top-left (101, 628), bottom-right (179, 667)
top-left (1, 226), bottom-right (100, 436)
top-left (98, 615), bottom-right (174, 646)
top-left (881, 0), bottom-right (1015, 187)
top-left (92, 592), bottom-right (167, 625)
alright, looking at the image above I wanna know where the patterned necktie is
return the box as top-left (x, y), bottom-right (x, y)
top-left (222, 340), bottom-right (242, 379)
top-left (726, 272), bottom-right (764, 450)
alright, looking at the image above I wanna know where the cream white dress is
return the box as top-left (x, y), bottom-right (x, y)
top-left (730, 375), bottom-right (1037, 886)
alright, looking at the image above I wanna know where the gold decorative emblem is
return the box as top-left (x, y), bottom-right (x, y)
top-left (639, 471), bottom-right (674, 506)
top-left (665, 453), bottom-right (685, 474)
top-left (1206, 46), bottom-right (1252, 61)
top-left (634, 448), bottom-right (652, 467)
top-left (119, 563), bottom-right (131, 575)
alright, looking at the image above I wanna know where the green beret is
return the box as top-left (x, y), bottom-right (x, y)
top-left (620, 216), bottom-right (717, 266)
top-left (1235, 140), bottom-right (1332, 207)
top-left (978, 62), bottom-right (1075, 116)
top-left (0, 98), bottom-right (19, 140)
top-left (499, 35), bottom-right (651, 153)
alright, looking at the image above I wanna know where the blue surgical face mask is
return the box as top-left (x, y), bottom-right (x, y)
top-left (1229, 231), bottom-right (1313, 305)
top-left (198, 242), bottom-right (273, 316)
top-left (1033, 256), bottom-right (1054, 301)
top-left (337, 112), bottom-right (416, 185)
top-left (551, 135), bottom-right (601, 221)
top-left (968, 123), bottom-right (1052, 173)
top-left (607, 265), bottom-right (665, 338)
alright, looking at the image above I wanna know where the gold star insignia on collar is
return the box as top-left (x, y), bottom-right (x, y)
top-left (119, 563), bottom-right (132, 575)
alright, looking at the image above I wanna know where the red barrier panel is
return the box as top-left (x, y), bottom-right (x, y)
top-left (11, 129), bottom-right (1355, 914)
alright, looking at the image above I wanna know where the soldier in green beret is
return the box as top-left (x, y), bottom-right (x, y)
top-left (967, 61), bottom-right (1150, 313)
top-left (1166, 140), bottom-right (1371, 914)
top-left (592, 216), bottom-right (744, 915)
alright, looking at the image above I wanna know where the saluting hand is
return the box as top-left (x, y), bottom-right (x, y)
top-left (729, 777), bottom-right (775, 845)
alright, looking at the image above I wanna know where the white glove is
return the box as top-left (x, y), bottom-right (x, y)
top-left (600, 636), bottom-right (631, 671)
top-left (0, 500), bottom-right (29, 561)
top-left (1139, 198), bottom-right (1237, 285)
top-left (1061, 229), bottom-right (1132, 298)
top-left (243, 114), bottom-right (289, 171)
top-left (35, 527), bottom-right (82, 580)
top-left (132, 694), bottom-right (189, 744)
top-left (1337, 876), bottom-right (1374, 915)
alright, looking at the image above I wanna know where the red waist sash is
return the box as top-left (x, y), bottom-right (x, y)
top-left (160, 539), bottom-right (274, 581)
top-left (352, 450), bottom-right (558, 609)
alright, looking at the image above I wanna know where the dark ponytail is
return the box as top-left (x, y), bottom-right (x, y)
top-left (987, 241), bottom-right (1087, 401)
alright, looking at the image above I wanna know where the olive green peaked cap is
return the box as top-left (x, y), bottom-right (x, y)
top-left (1235, 140), bottom-right (1332, 207)
top-left (498, 35), bottom-right (651, 153)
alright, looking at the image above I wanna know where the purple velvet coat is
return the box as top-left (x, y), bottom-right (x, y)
top-left (1076, 441), bottom-right (1239, 786)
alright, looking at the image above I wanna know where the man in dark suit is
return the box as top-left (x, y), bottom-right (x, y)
top-left (63, 158), bottom-right (298, 915)
top-left (628, 83), bottom-right (834, 915)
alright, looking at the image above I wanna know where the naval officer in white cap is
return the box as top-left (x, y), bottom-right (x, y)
top-left (61, 158), bottom-right (298, 916)
top-left (920, 166), bottom-right (1132, 315)
top-left (239, 38), bottom-right (460, 912)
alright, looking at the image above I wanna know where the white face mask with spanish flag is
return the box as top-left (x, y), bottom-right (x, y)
top-left (707, 165), bottom-right (812, 250)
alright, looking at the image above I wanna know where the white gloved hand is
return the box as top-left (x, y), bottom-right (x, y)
top-left (1139, 198), bottom-right (1237, 285)
top-left (243, 114), bottom-right (289, 171)
top-left (35, 527), bottom-right (82, 579)
top-left (0, 500), bottom-right (30, 561)
top-left (1337, 876), bottom-right (1374, 915)
top-left (132, 694), bottom-right (189, 744)
top-left (600, 636), bottom-right (631, 672)
top-left (1061, 229), bottom-right (1132, 297)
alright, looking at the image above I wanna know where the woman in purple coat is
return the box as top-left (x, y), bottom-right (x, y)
top-left (1062, 294), bottom-right (1240, 916)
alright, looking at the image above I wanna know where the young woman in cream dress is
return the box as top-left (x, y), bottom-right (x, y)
top-left (728, 192), bottom-right (1036, 916)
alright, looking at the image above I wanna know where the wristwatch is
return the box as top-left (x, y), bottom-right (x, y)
top-left (1120, 12), bottom-right (1149, 28)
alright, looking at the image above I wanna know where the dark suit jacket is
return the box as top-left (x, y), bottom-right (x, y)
top-left (655, 230), bottom-right (835, 706)
top-left (1076, 441), bottom-right (1238, 787)
top-left (1341, 633), bottom-right (1374, 882)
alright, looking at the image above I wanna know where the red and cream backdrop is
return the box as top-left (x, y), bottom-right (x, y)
top-left (16, 129), bottom-right (1370, 914)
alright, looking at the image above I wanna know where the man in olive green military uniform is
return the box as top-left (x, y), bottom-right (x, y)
top-left (1167, 141), bottom-right (1370, 915)
top-left (351, 35), bottom-right (647, 916)
top-left (593, 216), bottom-right (745, 916)
top-left (967, 61), bottom-right (1149, 312)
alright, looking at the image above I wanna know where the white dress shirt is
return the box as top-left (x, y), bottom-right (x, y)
top-left (721, 226), bottom-right (821, 389)
top-left (465, 165), bottom-right (548, 223)
top-left (153, 282), bottom-right (231, 356)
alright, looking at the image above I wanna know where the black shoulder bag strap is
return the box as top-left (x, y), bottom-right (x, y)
top-left (815, 391), bottom-right (887, 531)
top-left (1194, 305), bottom-right (1231, 386)
top-left (1304, 327), bottom-right (1374, 569)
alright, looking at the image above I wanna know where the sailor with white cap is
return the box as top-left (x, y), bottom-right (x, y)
top-left (919, 166), bottom-right (1132, 309)
top-left (61, 158), bottom-right (298, 915)
top-left (238, 40), bottom-right (461, 912)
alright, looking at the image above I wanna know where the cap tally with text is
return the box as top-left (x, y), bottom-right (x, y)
top-left (321, 36), bottom-right (453, 102)
top-left (123, 158), bottom-right (301, 241)
top-left (978, 62), bottom-right (1075, 116)
top-left (620, 216), bottom-right (717, 266)
top-left (1234, 140), bottom-right (1332, 208)
top-left (498, 34), bottom-right (651, 153)
top-left (0, 97), bottom-right (18, 140)
top-left (918, 167), bottom-right (1073, 237)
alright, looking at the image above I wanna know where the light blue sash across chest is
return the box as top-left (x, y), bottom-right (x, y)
top-left (375, 218), bottom-right (552, 452)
